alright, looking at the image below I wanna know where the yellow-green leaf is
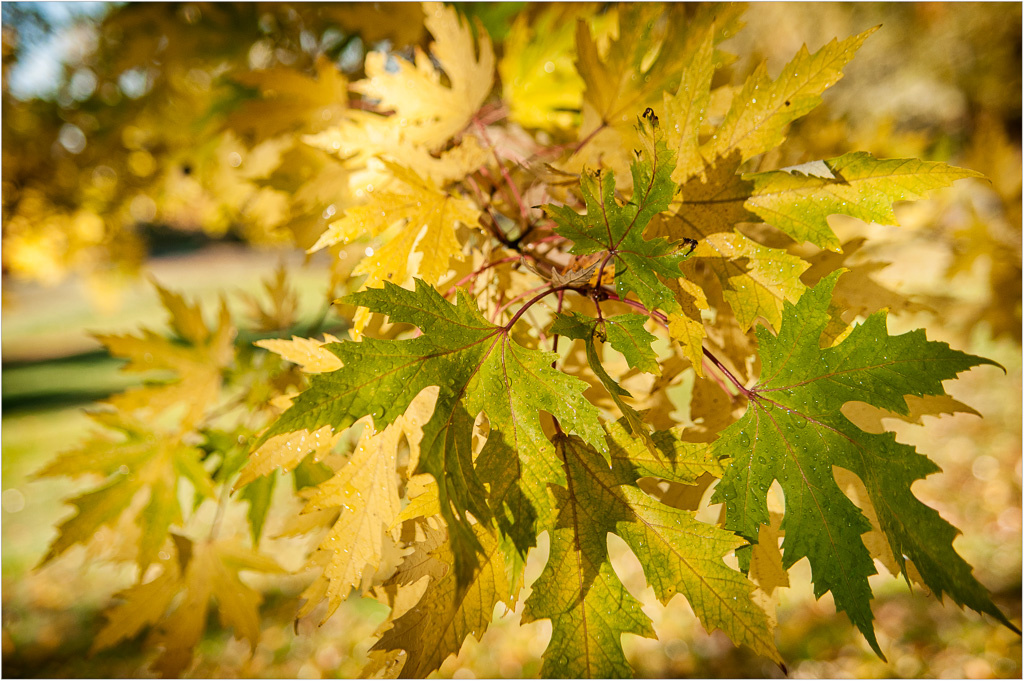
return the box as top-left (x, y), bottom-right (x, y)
top-left (372, 524), bottom-right (514, 678)
top-left (690, 231), bottom-right (810, 330)
top-left (701, 27), bottom-right (877, 164)
top-left (745, 152), bottom-right (985, 251)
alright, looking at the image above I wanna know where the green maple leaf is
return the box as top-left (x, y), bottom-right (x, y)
top-left (744, 152), bottom-right (985, 251)
top-left (551, 311), bottom-right (660, 449)
top-left (255, 279), bottom-right (603, 583)
top-left (549, 112), bottom-right (691, 315)
top-left (524, 425), bottom-right (780, 677)
top-left (711, 271), bottom-right (1014, 656)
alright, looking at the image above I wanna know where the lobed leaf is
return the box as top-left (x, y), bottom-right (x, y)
top-left (712, 271), bottom-right (1012, 655)
top-left (254, 280), bottom-right (603, 583)
top-left (550, 112), bottom-right (691, 315)
top-left (745, 152), bottom-right (986, 251)
top-left (702, 28), bottom-right (877, 164)
top-left (353, 2), bottom-right (494, 153)
top-left (525, 429), bottom-right (781, 677)
top-left (372, 524), bottom-right (515, 679)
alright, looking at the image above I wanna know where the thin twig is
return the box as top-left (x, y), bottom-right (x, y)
top-left (702, 346), bottom-right (753, 398)
top-left (474, 117), bottom-right (529, 221)
top-left (444, 255), bottom-right (520, 298)
top-left (502, 284), bottom-right (576, 330)
top-left (464, 174), bottom-right (515, 248)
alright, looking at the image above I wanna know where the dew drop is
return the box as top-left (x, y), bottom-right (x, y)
top-left (738, 432), bottom-right (751, 448)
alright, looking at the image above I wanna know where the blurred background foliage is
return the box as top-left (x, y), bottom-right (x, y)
top-left (2, 2), bottom-right (1020, 678)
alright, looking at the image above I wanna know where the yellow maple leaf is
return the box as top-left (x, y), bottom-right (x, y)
top-left (228, 55), bottom-right (348, 138)
top-left (255, 334), bottom-right (343, 373)
top-left (239, 265), bottom-right (301, 332)
top-left (568, 4), bottom-right (744, 184)
top-left (96, 283), bottom-right (235, 428)
top-left (309, 161), bottom-right (483, 336)
top-left (687, 231), bottom-right (810, 330)
top-left (35, 411), bottom-right (217, 572)
top-left (666, 277), bottom-right (710, 378)
top-left (371, 523), bottom-right (515, 678)
top-left (352, 2), bottom-right (494, 153)
top-left (92, 537), bottom-right (284, 678)
top-left (302, 109), bottom-right (491, 195)
top-left (298, 389), bottom-right (436, 621)
top-left (663, 26), bottom-right (715, 185)
top-left (498, 5), bottom-right (606, 131)
top-left (235, 425), bottom-right (341, 489)
top-left (320, 3), bottom-right (427, 48)
top-left (701, 27), bottom-right (877, 164)
top-left (674, 152), bottom-right (756, 240)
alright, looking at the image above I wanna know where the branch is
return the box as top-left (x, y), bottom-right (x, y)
top-left (502, 284), bottom-right (577, 331)
top-left (474, 117), bottom-right (529, 221)
top-left (444, 255), bottom-right (520, 298)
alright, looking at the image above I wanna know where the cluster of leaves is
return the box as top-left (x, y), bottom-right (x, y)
top-left (30, 3), bottom-right (1018, 678)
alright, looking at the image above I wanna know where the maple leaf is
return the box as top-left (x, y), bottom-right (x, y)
top-left (301, 112), bottom-right (490, 188)
top-left (663, 26), bottom-right (715, 185)
top-left (239, 264), bottom-right (301, 332)
top-left (744, 152), bottom-right (986, 251)
top-left (800, 237), bottom-right (932, 324)
top-left (254, 333), bottom-right (344, 374)
top-left (309, 160), bottom-right (482, 281)
top-left (92, 536), bottom-right (284, 678)
top-left (235, 426), bottom-right (341, 489)
top-left (371, 523), bottom-right (516, 678)
top-left (353, 2), bottom-right (494, 153)
top-left (320, 3), bottom-right (426, 46)
top-left (254, 280), bottom-right (603, 584)
top-left (297, 390), bottom-right (435, 621)
top-left (551, 310), bottom-right (659, 449)
top-left (308, 161), bottom-right (483, 336)
top-left (568, 4), bottom-right (743, 184)
top-left (674, 152), bottom-right (756, 240)
top-left (687, 231), bottom-right (810, 330)
top-left (700, 28), bottom-right (877, 164)
top-left (498, 5), bottom-right (594, 131)
top-left (227, 55), bottom-right (347, 138)
top-left (665, 277), bottom-right (710, 377)
top-left (575, 4), bottom-right (742, 135)
top-left (523, 425), bottom-right (781, 677)
top-left (711, 271), bottom-right (1013, 656)
top-left (35, 410), bottom-right (216, 572)
top-left (549, 112), bottom-right (691, 315)
top-left (96, 282), bottom-right (236, 428)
